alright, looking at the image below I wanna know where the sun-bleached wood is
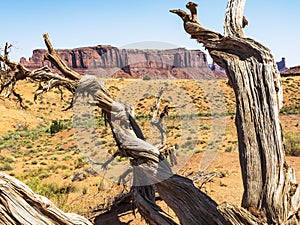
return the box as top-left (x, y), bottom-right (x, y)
top-left (0, 172), bottom-right (92, 225)
top-left (171, 1), bottom-right (299, 224)
top-left (0, 34), bottom-right (228, 225)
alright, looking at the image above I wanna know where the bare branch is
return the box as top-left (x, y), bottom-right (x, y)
top-left (30, 66), bottom-right (77, 103)
top-left (170, 3), bottom-right (270, 67)
top-left (4, 42), bottom-right (13, 60)
top-left (12, 90), bottom-right (26, 109)
top-left (218, 203), bottom-right (267, 224)
top-left (0, 35), bottom-right (80, 109)
top-left (149, 89), bottom-right (185, 166)
top-left (43, 33), bottom-right (81, 81)
top-left (186, 2), bottom-right (200, 24)
top-left (224, 0), bottom-right (247, 37)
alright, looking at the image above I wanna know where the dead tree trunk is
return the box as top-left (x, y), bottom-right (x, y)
top-left (75, 75), bottom-right (228, 225)
top-left (171, 1), bottom-right (299, 224)
top-left (0, 34), bottom-right (228, 225)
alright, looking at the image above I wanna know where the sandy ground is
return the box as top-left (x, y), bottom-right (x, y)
top-left (0, 78), bottom-right (299, 224)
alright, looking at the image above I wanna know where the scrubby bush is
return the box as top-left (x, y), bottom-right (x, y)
top-left (0, 162), bottom-right (14, 171)
top-left (284, 132), bottom-right (300, 156)
top-left (48, 119), bottom-right (71, 134)
top-left (143, 75), bottom-right (151, 80)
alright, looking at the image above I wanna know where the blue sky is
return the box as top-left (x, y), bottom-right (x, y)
top-left (1, 0), bottom-right (300, 67)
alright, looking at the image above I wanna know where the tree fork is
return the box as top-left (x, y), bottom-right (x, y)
top-left (171, 1), bottom-right (299, 224)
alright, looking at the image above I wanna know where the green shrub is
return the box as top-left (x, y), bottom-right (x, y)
top-left (39, 170), bottom-right (50, 179)
top-left (0, 162), bottom-right (14, 171)
top-left (143, 75), bottom-right (151, 80)
top-left (31, 161), bottom-right (38, 165)
top-left (62, 155), bottom-right (72, 161)
top-left (225, 146), bottom-right (233, 152)
top-left (26, 178), bottom-right (74, 211)
top-left (285, 132), bottom-right (300, 156)
top-left (4, 156), bottom-right (16, 163)
top-left (280, 106), bottom-right (300, 115)
top-left (49, 120), bottom-right (63, 134)
top-left (63, 170), bottom-right (71, 179)
top-left (48, 119), bottom-right (71, 134)
top-left (74, 156), bottom-right (87, 169)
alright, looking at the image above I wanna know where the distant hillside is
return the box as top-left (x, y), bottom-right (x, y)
top-left (281, 66), bottom-right (300, 77)
top-left (20, 46), bottom-right (227, 79)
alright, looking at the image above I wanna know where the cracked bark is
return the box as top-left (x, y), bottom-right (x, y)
top-left (171, 1), bottom-right (299, 224)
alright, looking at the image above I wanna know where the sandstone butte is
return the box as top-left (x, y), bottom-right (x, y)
top-left (20, 45), bottom-right (227, 79)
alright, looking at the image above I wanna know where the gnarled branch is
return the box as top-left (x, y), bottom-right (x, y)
top-left (224, 0), bottom-right (247, 37)
top-left (0, 34), bottom-right (80, 109)
top-left (43, 33), bottom-right (81, 81)
top-left (171, 1), bottom-right (299, 224)
top-left (150, 88), bottom-right (184, 166)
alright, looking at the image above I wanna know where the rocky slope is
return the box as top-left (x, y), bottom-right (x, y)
top-left (20, 46), bottom-right (227, 79)
top-left (281, 66), bottom-right (300, 77)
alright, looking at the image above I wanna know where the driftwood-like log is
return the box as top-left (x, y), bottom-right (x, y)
top-left (2, 34), bottom-right (224, 223)
top-left (217, 203), bottom-right (266, 225)
top-left (0, 172), bottom-right (92, 225)
top-left (171, 1), bottom-right (299, 224)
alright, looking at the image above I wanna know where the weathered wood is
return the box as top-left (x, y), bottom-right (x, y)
top-left (2, 39), bottom-right (224, 224)
top-left (43, 33), bottom-right (81, 81)
top-left (217, 203), bottom-right (266, 225)
top-left (150, 88), bottom-right (180, 166)
top-left (0, 172), bottom-right (92, 225)
top-left (0, 36), bottom-right (79, 109)
top-left (155, 174), bottom-right (228, 225)
top-left (76, 75), bottom-right (229, 224)
top-left (171, 1), bottom-right (299, 224)
top-left (224, 0), bottom-right (246, 37)
top-left (151, 88), bottom-right (167, 146)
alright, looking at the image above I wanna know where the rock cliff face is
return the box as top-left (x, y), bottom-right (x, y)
top-left (20, 45), bottom-right (225, 79)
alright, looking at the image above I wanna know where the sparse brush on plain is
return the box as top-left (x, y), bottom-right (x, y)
top-left (285, 132), bottom-right (300, 156)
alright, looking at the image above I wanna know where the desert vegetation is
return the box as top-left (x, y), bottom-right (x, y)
top-left (0, 77), bottom-right (299, 223)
